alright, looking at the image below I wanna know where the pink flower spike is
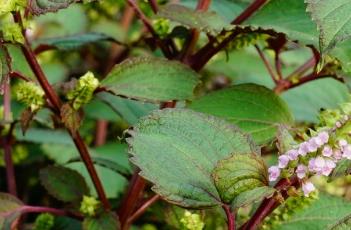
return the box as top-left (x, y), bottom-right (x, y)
top-left (268, 166), bottom-right (280, 182)
top-left (308, 158), bottom-right (316, 172)
top-left (342, 145), bottom-right (351, 160)
top-left (302, 181), bottom-right (315, 197)
top-left (318, 131), bottom-right (329, 144)
top-left (314, 157), bottom-right (326, 168)
top-left (321, 159), bottom-right (336, 176)
top-left (307, 138), bottom-right (319, 152)
top-left (333, 149), bottom-right (342, 161)
top-left (278, 155), bottom-right (290, 168)
top-left (296, 164), bottom-right (307, 179)
top-left (322, 145), bottom-right (333, 157)
top-left (339, 139), bottom-right (348, 147)
top-left (287, 149), bottom-right (299, 160)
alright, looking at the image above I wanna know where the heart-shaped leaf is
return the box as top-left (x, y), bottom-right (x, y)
top-left (188, 84), bottom-right (293, 144)
top-left (128, 108), bottom-right (260, 208)
top-left (39, 165), bottom-right (89, 202)
top-left (306, 0), bottom-right (351, 52)
top-left (101, 57), bottom-right (200, 103)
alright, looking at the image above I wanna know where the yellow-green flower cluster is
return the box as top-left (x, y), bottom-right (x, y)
top-left (2, 23), bottom-right (24, 44)
top-left (16, 82), bottom-right (45, 111)
top-left (33, 213), bottom-right (54, 230)
top-left (66, 71), bottom-right (99, 110)
top-left (153, 18), bottom-right (170, 38)
top-left (0, 0), bottom-right (27, 16)
top-left (180, 211), bottom-right (204, 230)
top-left (80, 195), bottom-right (101, 217)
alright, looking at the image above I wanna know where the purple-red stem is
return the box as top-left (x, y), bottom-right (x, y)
top-left (149, 0), bottom-right (159, 13)
top-left (223, 205), bottom-right (235, 230)
top-left (254, 45), bottom-right (278, 84)
top-left (231, 0), bottom-right (267, 24)
top-left (21, 206), bottom-right (83, 220)
top-left (127, 194), bottom-right (160, 225)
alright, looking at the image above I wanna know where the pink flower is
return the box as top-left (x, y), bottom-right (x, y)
top-left (308, 158), bottom-right (316, 171)
top-left (339, 139), bottom-right (348, 147)
top-left (298, 142), bottom-right (309, 156)
top-left (296, 164), bottom-right (307, 179)
top-left (342, 145), bottom-right (351, 160)
top-left (268, 166), bottom-right (280, 182)
top-left (307, 138), bottom-right (319, 152)
top-left (322, 145), bottom-right (333, 157)
top-left (333, 149), bottom-right (342, 161)
top-left (318, 131), bottom-right (329, 144)
top-left (287, 149), bottom-right (299, 160)
top-left (278, 155), bottom-right (290, 168)
top-left (302, 181), bottom-right (315, 197)
top-left (309, 157), bottom-right (326, 175)
top-left (321, 159), bottom-right (336, 176)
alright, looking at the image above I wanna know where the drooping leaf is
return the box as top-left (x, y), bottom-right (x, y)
top-left (306, 0), bottom-right (351, 52)
top-left (274, 194), bottom-right (351, 230)
top-left (39, 165), bottom-right (89, 202)
top-left (97, 92), bottom-right (157, 125)
top-left (246, 0), bottom-right (318, 45)
top-left (212, 153), bottom-right (271, 206)
top-left (157, 4), bottom-right (230, 34)
top-left (101, 57), bottom-right (200, 103)
top-left (60, 103), bottom-right (81, 133)
top-left (0, 44), bottom-right (11, 95)
top-left (33, 33), bottom-right (121, 51)
top-left (128, 108), bottom-right (259, 208)
top-left (29, 0), bottom-right (77, 15)
top-left (329, 214), bottom-right (351, 230)
top-left (20, 108), bottom-right (36, 135)
top-left (232, 186), bottom-right (275, 210)
top-left (82, 212), bottom-right (120, 230)
top-left (188, 84), bottom-right (293, 144)
top-left (0, 193), bottom-right (23, 230)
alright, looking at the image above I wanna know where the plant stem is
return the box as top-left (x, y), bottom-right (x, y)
top-left (127, 194), bottom-right (160, 225)
top-left (231, 0), bottom-right (267, 24)
top-left (285, 57), bottom-right (316, 80)
top-left (94, 120), bottom-right (108, 146)
top-left (149, 0), bottom-right (159, 13)
top-left (20, 205), bottom-right (83, 220)
top-left (254, 45), bottom-right (278, 84)
top-left (223, 205), bottom-right (235, 230)
top-left (240, 177), bottom-right (298, 230)
top-left (2, 123), bottom-right (17, 196)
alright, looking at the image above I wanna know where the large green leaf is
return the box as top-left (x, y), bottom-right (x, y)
top-left (274, 194), bottom-right (351, 230)
top-left (97, 92), bottom-right (157, 125)
top-left (29, 0), bottom-right (76, 15)
top-left (306, 0), bottom-right (351, 52)
top-left (188, 84), bottom-right (293, 144)
top-left (128, 108), bottom-right (259, 208)
top-left (329, 214), bottom-right (351, 230)
top-left (39, 165), bottom-right (89, 202)
top-left (33, 33), bottom-right (121, 51)
top-left (15, 128), bottom-right (73, 145)
top-left (246, 0), bottom-right (318, 45)
top-left (212, 153), bottom-right (272, 205)
top-left (82, 212), bottom-right (119, 230)
top-left (101, 57), bottom-right (200, 103)
top-left (157, 4), bottom-right (230, 34)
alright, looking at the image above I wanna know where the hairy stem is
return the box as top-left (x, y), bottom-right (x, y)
top-left (231, 0), bottom-right (267, 24)
top-left (223, 205), bottom-right (235, 230)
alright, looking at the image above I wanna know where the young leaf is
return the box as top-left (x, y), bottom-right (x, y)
top-left (33, 33), bottom-right (121, 51)
top-left (157, 4), bottom-right (230, 34)
top-left (273, 194), bottom-right (351, 230)
top-left (60, 103), bottom-right (82, 133)
top-left (39, 165), bottom-right (89, 202)
top-left (29, 0), bottom-right (77, 15)
top-left (306, 0), bottom-right (351, 52)
top-left (188, 84), bottom-right (293, 144)
top-left (128, 109), bottom-right (259, 208)
top-left (246, 0), bottom-right (318, 45)
top-left (101, 57), bottom-right (200, 103)
top-left (212, 153), bottom-right (272, 206)
top-left (82, 211), bottom-right (119, 230)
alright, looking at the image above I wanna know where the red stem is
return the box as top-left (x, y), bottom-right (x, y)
top-left (127, 194), bottom-right (160, 224)
top-left (254, 45), bottom-right (278, 84)
top-left (21, 205), bottom-right (83, 220)
top-left (94, 120), bottom-right (108, 146)
top-left (149, 0), bottom-right (159, 13)
top-left (285, 57), bottom-right (316, 80)
top-left (223, 205), bottom-right (235, 230)
top-left (231, 0), bottom-right (267, 24)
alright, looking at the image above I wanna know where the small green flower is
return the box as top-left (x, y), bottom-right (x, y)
top-left (16, 82), bottom-right (45, 111)
top-left (0, 0), bottom-right (15, 16)
top-left (153, 18), bottom-right (170, 38)
top-left (80, 195), bottom-right (101, 217)
top-left (180, 210), bottom-right (204, 230)
top-left (2, 23), bottom-right (24, 44)
top-left (66, 71), bottom-right (99, 110)
top-left (33, 213), bottom-right (54, 230)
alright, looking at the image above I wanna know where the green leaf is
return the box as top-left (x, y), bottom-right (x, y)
top-left (82, 212), bottom-right (119, 230)
top-left (15, 128), bottom-right (73, 145)
top-left (276, 126), bottom-right (298, 153)
top-left (0, 44), bottom-right (11, 95)
top-left (329, 214), bottom-right (351, 230)
top-left (101, 57), bottom-right (200, 103)
top-left (39, 165), bottom-right (89, 202)
top-left (231, 186), bottom-right (275, 210)
top-left (157, 4), bottom-right (230, 34)
top-left (274, 194), bottom-right (351, 230)
top-left (29, 0), bottom-right (76, 15)
top-left (331, 40), bottom-right (351, 73)
top-left (188, 84), bottom-right (293, 144)
top-left (0, 193), bottom-right (23, 230)
top-left (212, 153), bottom-right (270, 205)
top-left (282, 78), bottom-right (349, 123)
top-left (128, 108), bottom-right (258, 208)
top-left (97, 92), bottom-right (157, 125)
top-left (331, 159), bottom-right (351, 179)
top-left (306, 0), bottom-right (351, 52)
top-left (33, 33), bottom-right (121, 51)
top-left (246, 0), bottom-right (318, 45)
